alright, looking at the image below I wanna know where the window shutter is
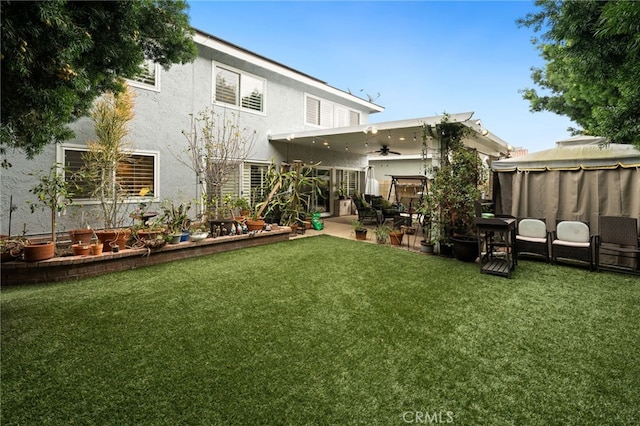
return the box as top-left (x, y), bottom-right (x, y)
top-left (216, 68), bottom-right (239, 105)
top-left (306, 97), bottom-right (320, 125)
top-left (132, 59), bottom-right (156, 86)
top-left (349, 110), bottom-right (360, 126)
top-left (240, 74), bottom-right (264, 112)
top-left (320, 102), bottom-right (333, 127)
top-left (335, 106), bottom-right (348, 128)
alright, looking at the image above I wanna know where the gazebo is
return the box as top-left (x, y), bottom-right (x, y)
top-left (491, 135), bottom-right (640, 235)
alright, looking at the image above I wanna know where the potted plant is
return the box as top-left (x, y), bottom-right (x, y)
top-left (161, 200), bottom-right (191, 243)
top-left (71, 243), bottom-right (91, 256)
top-left (262, 160), bottom-right (326, 229)
top-left (373, 224), bottom-right (390, 244)
top-left (189, 222), bottom-right (209, 242)
top-left (133, 218), bottom-right (167, 249)
top-left (25, 163), bottom-right (75, 261)
top-left (1, 237), bottom-right (26, 262)
top-left (388, 228), bottom-right (404, 246)
top-left (424, 114), bottom-right (485, 261)
top-left (352, 220), bottom-right (368, 240)
top-left (80, 87), bottom-right (136, 250)
top-left (416, 200), bottom-right (435, 254)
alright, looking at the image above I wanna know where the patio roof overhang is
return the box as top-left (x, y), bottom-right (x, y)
top-left (269, 112), bottom-right (512, 159)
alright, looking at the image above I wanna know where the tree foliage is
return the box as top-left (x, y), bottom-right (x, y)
top-left (518, 0), bottom-right (640, 148)
top-left (0, 0), bottom-right (197, 161)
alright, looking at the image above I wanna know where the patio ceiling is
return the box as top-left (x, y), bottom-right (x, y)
top-left (269, 112), bottom-right (512, 159)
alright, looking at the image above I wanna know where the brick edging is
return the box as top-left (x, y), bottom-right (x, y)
top-left (1, 228), bottom-right (291, 286)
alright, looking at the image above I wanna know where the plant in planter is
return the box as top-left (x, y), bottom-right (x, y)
top-left (78, 86), bottom-right (136, 249)
top-left (161, 200), bottom-right (192, 243)
top-left (352, 220), bottom-right (368, 240)
top-left (416, 199), bottom-right (435, 254)
top-left (1, 237), bottom-right (26, 262)
top-left (388, 228), bottom-right (404, 246)
top-left (373, 224), bottom-right (391, 244)
top-left (25, 163), bottom-right (75, 260)
top-left (262, 160), bottom-right (326, 229)
top-left (334, 183), bottom-right (347, 200)
top-left (132, 217), bottom-right (167, 249)
top-left (233, 196), bottom-right (251, 218)
top-left (189, 222), bottom-right (209, 242)
top-left (424, 114), bottom-right (486, 261)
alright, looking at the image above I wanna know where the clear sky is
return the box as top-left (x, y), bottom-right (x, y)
top-left (187, 0), bottom-right (577, 153)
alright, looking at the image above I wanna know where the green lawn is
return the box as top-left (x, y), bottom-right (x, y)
top-left (2, 235), bottom-right (639, 425)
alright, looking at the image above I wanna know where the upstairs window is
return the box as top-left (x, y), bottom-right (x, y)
top-left (305, 94), bottom-right (360, 128)
top-left (214, 64), bottom-right (265, 113)
top-left (127, 59), bottom-right (161, 91)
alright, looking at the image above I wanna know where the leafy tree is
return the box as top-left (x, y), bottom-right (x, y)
top-left (518, 0), bottom-right (640, 148)
top-left (1, 0), bottom-right (197, 163)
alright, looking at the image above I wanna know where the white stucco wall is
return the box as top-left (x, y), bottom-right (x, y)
top-left (1, 39), bottom-right (375, 236)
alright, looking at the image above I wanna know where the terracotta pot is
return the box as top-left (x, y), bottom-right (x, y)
top-left (23, 241), bottom-right (55, 262)
top-left (68, 229), bottom-right (93, 245)
top-left (71, 244), bottom-right (91, 256)
top-left (389, 231), bottom-right (404, 246)
top-left (95, 229), bottom-right (131, 250)
top-left (288, 223), bottom-right (299, 234)
top-left (90, 242), bottom-right (104, 255)
top-left (245, 219), bottom-right (265, 231)
top-left (137, 230), bottom-right (165, 240)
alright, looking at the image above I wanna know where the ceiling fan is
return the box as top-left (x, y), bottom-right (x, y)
top-left (369, 145), bottom-right (401, 156)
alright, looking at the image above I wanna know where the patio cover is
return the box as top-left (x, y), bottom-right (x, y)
top-left (491, 137), bottom-right (640, 268)
top-left (269, 112), bottom-right (511, 158)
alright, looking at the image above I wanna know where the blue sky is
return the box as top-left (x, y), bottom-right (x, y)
top-left (187, 0), bottom-right (576, 153)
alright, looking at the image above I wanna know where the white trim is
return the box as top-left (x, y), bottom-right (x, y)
top-left (58, 144), bottom-right (160, 204)
top-left (304, 93), bottom-right (361, 128)
top-left (212, 61), bottom-right (266, 116)
top-left (127, 61), bottom-right (161, 92)
top-left (194, 31), bottom-right (383, 113)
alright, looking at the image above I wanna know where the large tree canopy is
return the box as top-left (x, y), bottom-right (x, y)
top-left (518, 0), bottom-right (640, 148)
top-left (0, 0), bottom-right (197, 161)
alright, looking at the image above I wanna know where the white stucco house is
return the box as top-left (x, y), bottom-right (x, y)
top-left (1, 28), bottom-right (511, 237)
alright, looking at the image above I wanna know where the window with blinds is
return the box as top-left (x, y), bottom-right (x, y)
top-left (62, 147), bottom-right (158, 200)
top-left (305, 94), bottom-right (360, 128)
top-left (249, 164), bottom-right (269, 205)
top-left (214, 64), bottom-right (265, 113)
top-left (336, 169), bottom-right (361, 197)
top-left (127, 59), bottom-right (160, 91)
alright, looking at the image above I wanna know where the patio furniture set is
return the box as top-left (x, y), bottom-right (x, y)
top-left (353, 195), bottom-right (639, 277)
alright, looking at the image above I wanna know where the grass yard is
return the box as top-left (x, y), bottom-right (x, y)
top-left (2, 235), bottom-right (639, 425)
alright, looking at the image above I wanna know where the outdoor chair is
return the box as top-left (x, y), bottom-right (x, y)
top-left (551, 220), bottom-right (598, 271)
top-left (516, 218), bottom-right (549, 262)
top-left (598, 216), bottom-right (640, 273)
top-left (366, 195), bottom-right (404, 220)
top-left (352, 195), bottom-right (382, 225)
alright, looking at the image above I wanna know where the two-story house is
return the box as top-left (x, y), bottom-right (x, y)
top-left (1, 28), bottom-right (510, 237)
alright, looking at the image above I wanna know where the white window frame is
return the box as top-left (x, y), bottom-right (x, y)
top-left (212, 62), bottom-right (266, 115)
top-left (127, 59), bottom-right (161, 92)
top-left (58, 144), bottom-right (160, 204)
top-left (304, 94), bottom-right (360, 128)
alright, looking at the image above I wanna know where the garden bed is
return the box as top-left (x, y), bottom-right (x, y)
top-left (1, 227), bottom-right (291, 286)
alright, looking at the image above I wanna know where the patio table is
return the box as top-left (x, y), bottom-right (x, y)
top-left (476, 217), bottom-right (517, 278)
